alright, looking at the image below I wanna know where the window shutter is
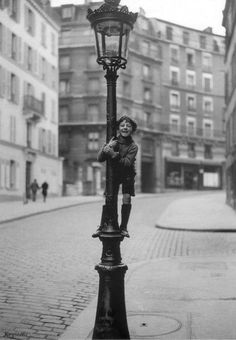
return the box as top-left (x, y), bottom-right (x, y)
top-left (5, 162), bottom-right (10, 189)
top-left (33, 49), bottom-right (37, 74)
top-left (24, 5), bottom-right (28, 30)
top-left (24, 42), bottom-right (27, 69)
top-left (2, 25), bottom-right (7, 56)
top-left (17, 36), bottom-right (22, 64)
top-left (6, 71), bottom-right (11, 100)
top-left (1, 68), bottom-right (6, 98)
top-left (15, 75), bottom-right (19, 104)
top-left (38, 55), bottom-right (42, 78)
top-left (15, 162), bottom-right (20, 189)
top-left (7, 28), bottom-right (11, 57)
top-left (0, 162), bottom-right (5, 188)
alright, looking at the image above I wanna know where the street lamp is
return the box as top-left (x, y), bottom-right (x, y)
top-left (87, 1), bottom-right (137, 339)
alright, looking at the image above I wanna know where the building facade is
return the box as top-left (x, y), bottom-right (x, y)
top-left (55, 2), bottom-right (225, 195)
top-left (0, 0), bottom-right (63, 200)
top-left (223, 0), bottom-right (236, 208)
top-left (153, 19), bottom-right (225, 191)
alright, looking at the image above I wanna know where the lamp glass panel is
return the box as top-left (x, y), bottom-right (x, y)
top-left (95, 20), bottom-right (132, 60)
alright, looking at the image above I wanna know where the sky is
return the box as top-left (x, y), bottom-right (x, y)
top-left (51, 0), bottom-right (226, 36)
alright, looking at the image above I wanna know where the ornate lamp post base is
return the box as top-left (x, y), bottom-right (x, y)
top-left (92, 245), bottom-right (129, 339)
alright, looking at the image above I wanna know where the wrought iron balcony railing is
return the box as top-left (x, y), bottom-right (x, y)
top-left (23, 95), bottom-right (44, 121)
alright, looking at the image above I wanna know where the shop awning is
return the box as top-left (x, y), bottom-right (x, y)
top-left (165, 157), bottom-right (224, 167)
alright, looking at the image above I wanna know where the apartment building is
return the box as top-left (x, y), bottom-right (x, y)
top-left (0, 0), bottom-right (63, 200)
top-left (152, 19), bottom-right (225, 190)
top-left (223, 0), bottom-right (236, 208)
top-left (55, 2), bottom-right (225, 195)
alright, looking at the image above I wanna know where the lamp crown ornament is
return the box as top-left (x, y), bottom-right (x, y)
top-left (87, 0), bottom-right (138, 69)
top-left (87, 0), bottom-right (138, 26)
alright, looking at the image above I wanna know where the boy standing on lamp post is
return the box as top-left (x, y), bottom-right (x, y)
top-left (94, 115), bottom-right (138, 238)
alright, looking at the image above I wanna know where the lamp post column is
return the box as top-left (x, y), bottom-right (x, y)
top-left (86, 1), bottom-right (137, 338)
top-left (92, 67), bottom-right (130, 340)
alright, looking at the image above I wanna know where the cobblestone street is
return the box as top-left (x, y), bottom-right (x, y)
top-left (0, 192), bottom-right (235, 339)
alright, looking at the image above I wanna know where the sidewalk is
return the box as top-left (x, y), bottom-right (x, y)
top-left (156, 191), bottom-right (236, 231)
top-left (59, 191), bottom-right (236, 340)
top-left (0, 195), bottom-right (103, 225)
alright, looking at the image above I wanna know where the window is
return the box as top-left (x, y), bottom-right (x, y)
top-left (202, 53), bottom-right (212, 71)
top-left (204, 144), bottom-right (213, 159)
top-left (42, 57), bottom-right (46, 81)
top-left (51, 66), bottom-right (56, 89)
top-left (60, 106), bottom-right (69, 122)
top-left (144, 88), bottom-right (151, 102)
top-left (88, 132), bottom-right (99, 151)
top-left (199, 35), bottom-right (206, 49)
top-left (26, 121), bottom-right (32, 148)
top-left (186, 70), bottom-right (196, 89)
top-left (27, 46), bottom-right (33, 71)
top-left (141, 41), bottom-right (149, 55)
top-left (170, 91), bottom-right (180, 110)
top-left (143, 112), bottom-right (151, 126)
top-left (59, 80), bottom-right (70, 94)
top-left (88, 78), bottom-right (99, 93)
top-left (123, 80), bottom-right (130, 97)
top-left (203, 97), bottom-right (213, 113)
top-left (51, 99), bottom-right (56, 123)
top-left (170, 67), bottom-right (179, 86)
top-left (183, 31), bottom-right (189, 45)
top-left (11, 33), bottom-right (17, 60)
top-left (143, 64), bottom-right (150, 78)
top-left (187, 142), bottom-right (195, 158)
top-left (10, 0), bottom-right (18, 21)
top-left (202, 74), bottom-right (213, 92)
top-left (9, 160), bottom-right (16, 189)
top-left (186, 50), bottom-right (195, 67)
top-left (187, 94), bottom-right (196, 111)
top-left (187, 118), bottom-right (196, 136)
top-left (166, 26), bottom-right (173, 40)
top-left (59, 55), bottom-right (70, 70)
top-left (88, 53), bottom-right (97, 69)
top-left (213, 39), bottom-right (219, 52)
top-left (25, 7), bottom-right (35, 35)
top-left (10, 74), bottom-right (17, 103)
top-left (41, 92), bottom-right (46, 115)
top-left (170, 116), bottom-right (180, 133)
top-left (171, 141), bottom-right (180, 156)
top-left (10, 116), bottom-right (16, 143)
top-left (41, 23), bottom-right (47, 48)
top-left (203, 120), bottom-right (213, 138)
top-left (170, 46), bottom-right (179, 64)
top-left (88, 104), bottom-right (99, 122)
top-left (0, 23), bottom-right (2, 52)
top-left (62, 6), bottom-right (74, 19)
top-left (51, 33), bottom-right (56, 55)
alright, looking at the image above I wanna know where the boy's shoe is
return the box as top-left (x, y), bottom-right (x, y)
top-left (92, 227), bottom-right (102, 238)
top-left (120, 228), bottom-right (130, 238)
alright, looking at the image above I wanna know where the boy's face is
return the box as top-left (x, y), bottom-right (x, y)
top-left (118, 120), bottom-right (133, 137)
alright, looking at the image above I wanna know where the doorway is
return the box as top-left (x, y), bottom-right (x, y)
top-left (141, 162), bottom-right (155, 193)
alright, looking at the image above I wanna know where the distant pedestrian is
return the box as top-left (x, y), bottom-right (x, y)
top-left (41, 181), bottom-right (49, 202)
top-left (30, 179), bottom-right (40, 202)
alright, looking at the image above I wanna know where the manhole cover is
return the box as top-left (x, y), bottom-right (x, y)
top-left (128, 313), bottom-right (182, 338)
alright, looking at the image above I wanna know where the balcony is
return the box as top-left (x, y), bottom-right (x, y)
top-left (23, 95), bottom-right (44, 122)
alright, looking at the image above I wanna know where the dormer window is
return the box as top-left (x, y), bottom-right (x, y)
top-left (62, 6), bottom-right (75, 20)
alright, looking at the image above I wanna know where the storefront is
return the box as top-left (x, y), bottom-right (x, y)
top-left (165, 157), bottom-right (223, 190)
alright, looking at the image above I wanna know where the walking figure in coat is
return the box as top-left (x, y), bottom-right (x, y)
top-left (30, 179), bottom-right (40, 202)
top-left (94, 115), bottom-right (138, 238)
top-left (41, 181), bottom-right (49, 202)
